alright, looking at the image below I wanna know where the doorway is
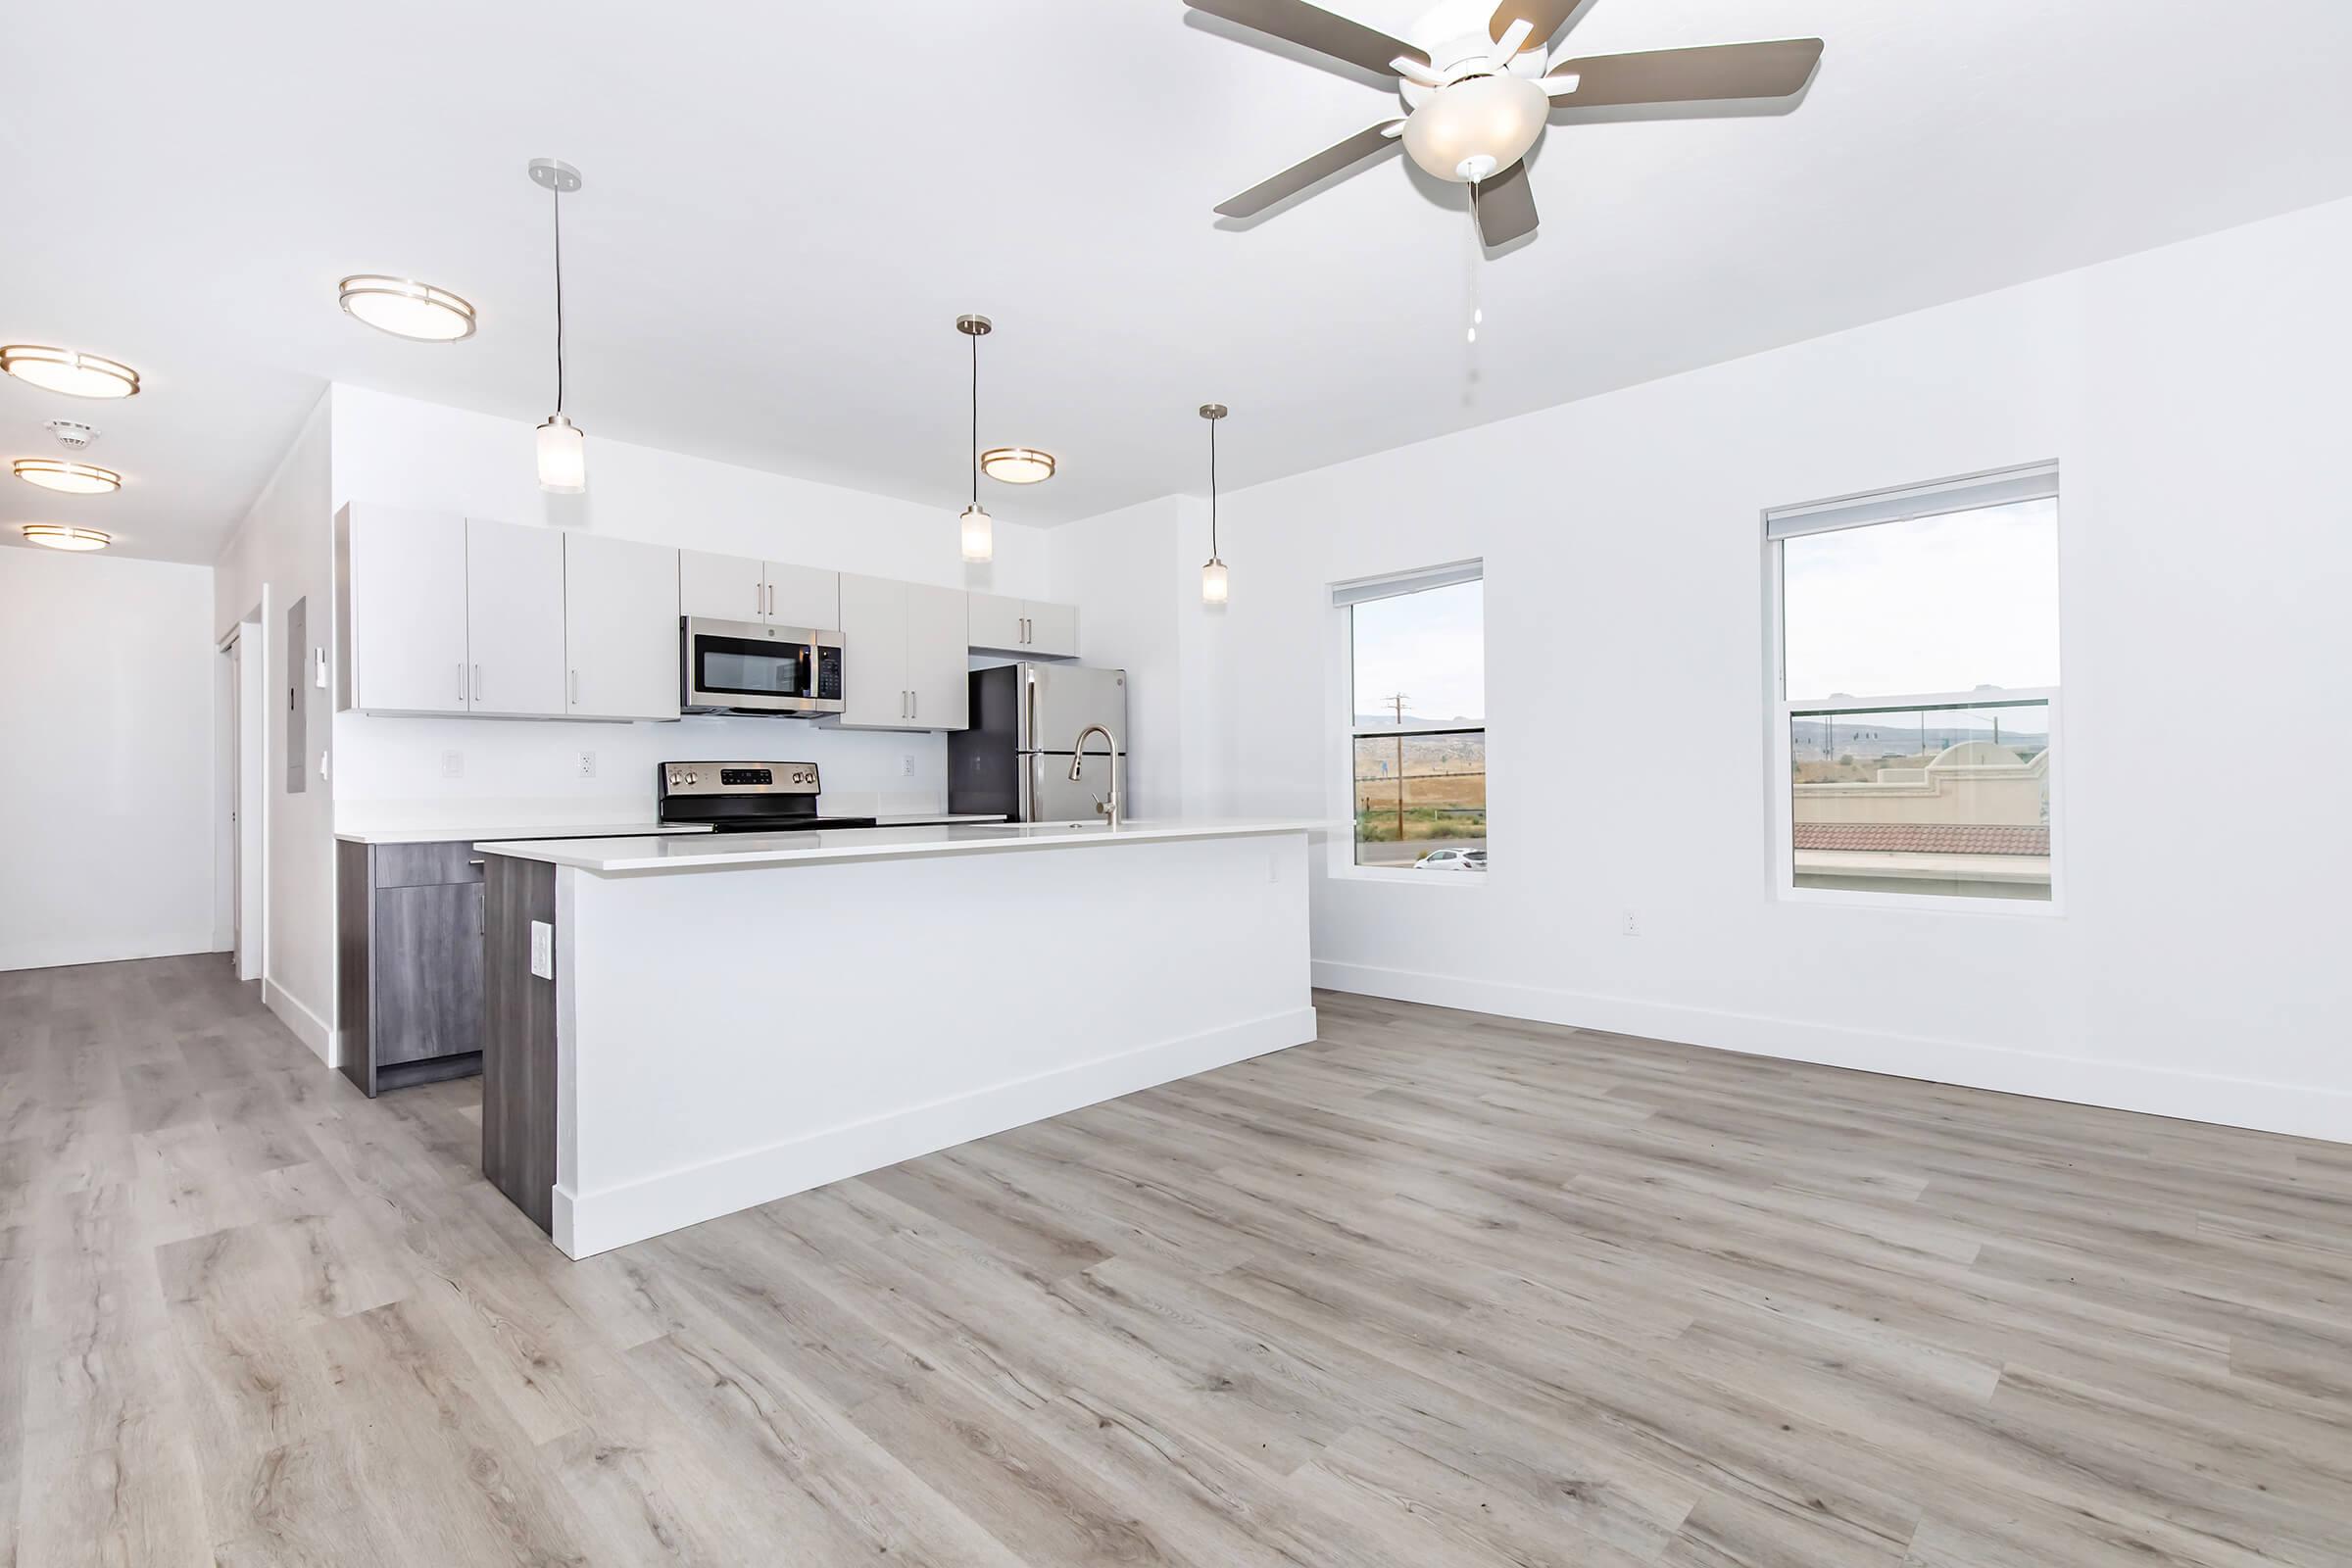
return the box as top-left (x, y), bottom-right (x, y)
top-left (220, 610), bottom-right (267, 983)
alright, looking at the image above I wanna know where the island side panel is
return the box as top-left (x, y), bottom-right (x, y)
top-left (557, 829), bottom-right (1315, 1257)
top-left (481, 853), bottom-right (559, 1235)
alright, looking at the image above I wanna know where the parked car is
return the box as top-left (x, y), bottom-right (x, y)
top-left (1414, 848), bottom-right (1488, 871)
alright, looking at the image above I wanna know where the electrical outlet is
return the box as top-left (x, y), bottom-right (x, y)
top-left (577, 751), bottom-right (597, 779)
top-left (1620, 909), bottom-right (1640, 937)
top-left (441, 750), bottom-right (464, 779)
top-left (902, 754), bottom-right (917, 777)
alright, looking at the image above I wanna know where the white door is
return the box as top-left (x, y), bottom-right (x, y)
top-left (966, 591), bottom-right (1025, 652)
top-left (565, 534), bottom-right (681, 720)
top-left (679, 548), bottom-right (767, 623)
top-left (762, 562), bottom-right (840, 629)
top-left (905, 582), bottom-right (970, 731)
top-left (465, 519), bottom-right (567, 716)
top-left (835, 572), bottom-right (908, 727)
top-left (346, 505), bottom-right (468, 713)
top-left (233, 616), bottom-right (265, 981)
top-left (1024, 599), bottom-right (1079, 659)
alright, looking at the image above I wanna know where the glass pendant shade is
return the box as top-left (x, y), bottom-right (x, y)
top-left (536, 414), bottom-right (586, 494)
top-left (959, 504), bottom-right (995, 564)
top-left (1401, 74), bottom-right (1549, 182)
top-left (1201, 558), bottom-right (1230, 606)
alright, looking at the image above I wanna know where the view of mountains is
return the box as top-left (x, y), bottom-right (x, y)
top-left (1791, 717), bottom-right (2048, 759)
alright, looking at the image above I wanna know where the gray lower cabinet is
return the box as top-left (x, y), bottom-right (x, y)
top-left (337, 839), bottom-right (487, 1096)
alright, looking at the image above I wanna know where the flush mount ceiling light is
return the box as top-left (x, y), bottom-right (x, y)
top-left (13, 458), bottom-right (122, 495)
top-left (337, 274), bottom-right (477, 341)
top-left (1200, 403), bottom-right (1229, 607)
top-left (0, 344), bottom-right (140, 399)
top-left (979, 446), bottom-right (1056, 485)
top-left (529, 158), bottom-right (587, 494)
top-left (19, 523), bottom-right (112, 551)
top-left (956, 314), bottom-right (996, 564)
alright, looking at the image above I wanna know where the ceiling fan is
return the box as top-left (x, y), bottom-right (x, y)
top-left (1188, 0), bottom-right (1824, 245)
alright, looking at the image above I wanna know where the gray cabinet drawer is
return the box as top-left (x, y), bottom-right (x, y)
top-left (372, 841), bottom-right (486, 888)
top-left (372, 882), bottom-right (485, 1065)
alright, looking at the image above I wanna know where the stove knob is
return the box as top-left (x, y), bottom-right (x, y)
top-left (686, 771), bottom-right (700, 786)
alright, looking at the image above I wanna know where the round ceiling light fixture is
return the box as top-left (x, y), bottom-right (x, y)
top-left (13, 457), bottom-right (122, 495)
top-left (0, 345), bottom-right (140, 399)
top-left (19, 523), bottom-right (112, 552)
top-left (1400, 73), bottom-right (1551, 183)
top-left (979, 447), bottom-right (1056, 485)
top-left (338, 274), bottom-right (478, 341)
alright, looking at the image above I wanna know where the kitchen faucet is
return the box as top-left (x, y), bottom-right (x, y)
top-left (1068, 723), bottom-right (1121, 828)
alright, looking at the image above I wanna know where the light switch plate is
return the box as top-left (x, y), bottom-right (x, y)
top-left (529, 920), bottom-right (554, 979)
top-left (313, 647), bottom-right (328, 689)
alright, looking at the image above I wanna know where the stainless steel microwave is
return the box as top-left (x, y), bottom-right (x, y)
top-left (680, 616), bottom-right (845, 715)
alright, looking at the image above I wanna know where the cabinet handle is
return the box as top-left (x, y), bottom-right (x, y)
top-left (1020, 616), bottom-right (1028, 644)
top-left (569, 668), bottom-right (579, 706)
top-left (765, 581), bottom-right (774, 617)
top-left (458, 662), bottom-right (466, 704)
top-left (912, 690), bottom-right (917, 721)
top-left (756, 580), bottom-right (763, 617)
top-left (471, 663), bottom-right (482, 703)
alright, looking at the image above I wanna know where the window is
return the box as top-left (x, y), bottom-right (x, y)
top-left (1769, 466), bottom-right (2059, 904)
top-left (1338, 563), bottom-right (1487, 871)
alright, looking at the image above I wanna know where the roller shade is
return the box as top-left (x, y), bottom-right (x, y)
top-left (1766, 462), bottom-right (2057, 542)
top-left (1331, 559), bottom-right (1484, 608)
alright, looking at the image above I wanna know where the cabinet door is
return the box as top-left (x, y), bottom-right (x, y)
top-left (835, 572), bottom-right (908, 727)
top-left (905, 582), bottom-right (970, 731)
top-left (465, 520), bottom-right (567, 716)
top-left (966, 591), bottom-right (1025, 652)
top-left (1023, 600), bottom-right (1079, 659)
top-left (564, 534), bottom-right (681, 720)
top-left (679, 548), bottom-right (766, 623)
top-left (346, 505), bottom-right (468, 713)
top-left (763, 562), bottom-right (840, 629)
top-left (373, 881), bottom-right (484, 1065)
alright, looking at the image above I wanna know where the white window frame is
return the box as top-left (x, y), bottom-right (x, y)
top-left (1763, 465), bottom-right (2066, 916)
top-left (1327, 561), bottom-right (1489, 887)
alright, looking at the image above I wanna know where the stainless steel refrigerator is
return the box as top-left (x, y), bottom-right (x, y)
top-left (950, 663), bottom-right (1129, 823)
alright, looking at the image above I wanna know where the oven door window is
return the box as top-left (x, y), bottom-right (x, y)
top-left (695, 634), bottom-right (811, 700)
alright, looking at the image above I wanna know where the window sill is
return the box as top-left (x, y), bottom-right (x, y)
top-left (1328, 864), bottom-right (1491, 888)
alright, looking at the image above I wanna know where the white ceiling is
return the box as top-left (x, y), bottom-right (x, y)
top-left (5, 0), bottom-right (2349, 564)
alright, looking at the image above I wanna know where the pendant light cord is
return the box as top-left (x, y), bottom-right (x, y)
top-left (1208, 416), bottom-right (1219, 558)
top-left (969, 328), bottom-right (979, 509)
top-left (552, 184), bottom-right (566, 415)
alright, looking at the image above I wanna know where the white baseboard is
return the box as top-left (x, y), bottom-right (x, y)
top-left (264, 977), bottom-right (334, 1066)
top-left (0, 936), bottom-right (220, 974)
top-left (1312, 959), bottom-right (2349, 1146)
top-left (556, 1004), bottom-right (1318, 1258)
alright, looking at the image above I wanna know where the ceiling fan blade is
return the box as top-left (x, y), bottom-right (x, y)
top-left (1490, 0), bottom-right (1581, 49)
top-left (1215, 122), bottom-right (1403, 218)
top-left (1473, 160), bottom-right (1539, 246)
top-left (1186, 0), bottom-right (1429, 75)
top-left (1545, 39), bottom-right (1824, 106)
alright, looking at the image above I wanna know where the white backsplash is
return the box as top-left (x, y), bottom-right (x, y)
top-left (333, 709), bottom-right (950, 833)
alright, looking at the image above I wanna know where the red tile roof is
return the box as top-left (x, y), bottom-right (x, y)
top-left (1794, 823), bottom-right (2050, 857)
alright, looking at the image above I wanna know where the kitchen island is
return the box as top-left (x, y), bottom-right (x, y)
top-left (473, 819), bottom-right (1320, 1256)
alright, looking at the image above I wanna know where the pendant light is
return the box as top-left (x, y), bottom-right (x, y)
top-left (529, 158), bottom-right (586, 494)
top-left (955, 314), bottom-right (994, 564)
top-left (1200, 403), bottom-right (1230, 606)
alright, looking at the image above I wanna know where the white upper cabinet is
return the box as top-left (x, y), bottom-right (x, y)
top-left (464, 519), bottom-right (567, 717)
top-left (836, 572), bottom-right (908, 728)
top-left (680, 549), bottom-right (839, 630)
top-left (762, 562), bottom-right (839, 629)
top-left (679, 549), bottom-right (765, 623)
top-left (966, 591), bottom-right (1079, 659)
top-left (836, 573), bottom-right (968, 731)
top-left (339, 504), bottom-right (469, 715)
top-left (905, 582), bottom-right (970, 731)
top-left (564, 534), bottom-right (681, 720)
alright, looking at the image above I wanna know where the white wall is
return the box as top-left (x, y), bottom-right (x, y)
top-left (213, 390), bottom-right (335, 1056)
top-left (1102, 196), bottom-right (2352, 1143)
top-left (1, 548), bottom-right (220, 972)
top-left (327, 385), bottom-right (1059, 827)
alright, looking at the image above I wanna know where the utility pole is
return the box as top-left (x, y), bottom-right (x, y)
top-left (1383, 695), bottom-right (1409, 848)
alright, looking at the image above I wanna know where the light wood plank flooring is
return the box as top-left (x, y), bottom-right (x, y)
top-left (4, 954), bottom-right (2348, 1566)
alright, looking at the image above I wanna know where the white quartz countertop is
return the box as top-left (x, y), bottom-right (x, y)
top-left (472, 817), bottom-right (1325, 873)
top-left (869, 812), bottom-right (1006, 826)
top-left (336, 821), bottom-right (714, 846)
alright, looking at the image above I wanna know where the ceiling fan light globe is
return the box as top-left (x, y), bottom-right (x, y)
top-left (1400, 74), bottom-right (1548, 183)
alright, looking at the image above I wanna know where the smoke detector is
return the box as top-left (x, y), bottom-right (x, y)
top-left (44, 418), bottom-right (99, 450)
